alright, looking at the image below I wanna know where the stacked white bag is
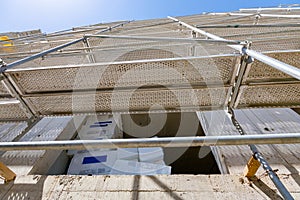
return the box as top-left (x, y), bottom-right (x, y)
top-left (67, 115), bottom-right (122, 175)
top-left (67, 115), bottom-right (171, 175)
top-left (110, 146), bottom-right (171, 175)
top-left (67, 150), bottom-right (118, 175)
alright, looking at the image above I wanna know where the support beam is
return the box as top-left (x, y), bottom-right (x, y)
top-left (0, 133), bottom-right (299, 151)
top-left (168, 16), bottom-right (300, 81)
top-left (196, 24), bottom-right (300, 28)
top-left (239, 7), bottom-right (300, 12)
top-left (86, 34), bottom-right (241, 44)
top-left (0, 73), bottom-right (35, 118)
top-left (94, 21), bottom-right (131, 34)
top-left (229, 110), bottom-right (294, 200)
top-left (250, 149), bottom-right (294, 200)
top-left (83, 38), bottom-right (97, 63)
top-left (229, 54), bottom-right (254, 108)
top-left (168, 16), bottom-right (228, 41)
top-left (0, 21), bottom-right (131, 73)
top-left (0, 38), bottom-right (84, 73)
top-left (243, 48), bottom-right (300, 80)
top-left (209, 12), bottom-right (300, 18)
top-left (6, 54), bottom-right (238, 72)
top-left (0, 21), bottom-right (131, 121)
top-left (46, 25), bottom-right (110, 37)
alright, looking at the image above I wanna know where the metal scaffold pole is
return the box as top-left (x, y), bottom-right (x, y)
top-left (168, 16), bottom-right (295, 199)
top-left (0, 38), bottom-right (84, 73)
top-left (0, 21), bottom-right (132, 122)
top-left (229, 110), bottom-right (294, 200)
top-left (86, 34), bottom-right (241, 44)
top-left (0, 133), bottom-right (299, 151)
top-left (242, 48), bottom-right (300, 80)
top-left (0, 21), bottom-right (131, 73)
top-left (168, 16), bottom-right (300, 81)
top-left (208, 12), bottom-right (300, 18)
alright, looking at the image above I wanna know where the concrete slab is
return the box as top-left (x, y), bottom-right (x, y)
top-left (1, 174), bottom-right (298, 199)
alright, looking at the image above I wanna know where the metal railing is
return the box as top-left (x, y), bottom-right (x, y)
top-left (0, 133), bottom-right (299, 151)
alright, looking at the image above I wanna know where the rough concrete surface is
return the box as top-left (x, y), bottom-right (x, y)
top-left (0, 174), bottom-right (299, 199)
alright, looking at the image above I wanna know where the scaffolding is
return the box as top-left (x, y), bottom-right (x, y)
top-left (0, 6), bottom-right (300, 199)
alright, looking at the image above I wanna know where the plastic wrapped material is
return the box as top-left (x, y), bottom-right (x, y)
top-left (78, 115), bottom-right (122, 140)
top-left (117, 148), bottom-right (139, 160)
top-left (138, 147), bottom-right (164, 163)
top-left (67, 150), bottom-right (117, 175)
top-left (110, 160), bottom-right (171, 175)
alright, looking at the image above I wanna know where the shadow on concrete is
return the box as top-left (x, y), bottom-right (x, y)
top-left (283, 163), bottom-right (300, 190)
top-left (131, 175), bottom-right (140, 200)
top-left (269, 144), bottom-right (300, 190)
top-left (148, 176), bottom-right (184, 200)
top-left (250, 176), bottom-right (283, 200)
top-left (0, 176), bottom-right (47, 200)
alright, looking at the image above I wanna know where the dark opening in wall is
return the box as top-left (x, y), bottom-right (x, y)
top-left (165, 147), bottom-right (220, 174)
top-left (35, 113), bottom-right (220, 175)
top-left (122, 112), bottom-right (221, 174)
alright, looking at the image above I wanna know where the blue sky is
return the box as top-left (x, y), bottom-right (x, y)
top-left (0, 0), bottom-right (298, 33)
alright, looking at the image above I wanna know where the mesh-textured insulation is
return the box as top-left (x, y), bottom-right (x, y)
top-left (26, 87), bottom-right (228, 115)
top-left (0, 102), bottom-right (28, 120)
top-left (246, 52), bottom-right (300, 82)
top-left (0, 82), bottom-right (9, 95)
top-left (237, 84), bottom-right (300, 108)
top-left (9, 56), bottom-right (235, 94)
top-left (0, 9), bottom-right (300, 119)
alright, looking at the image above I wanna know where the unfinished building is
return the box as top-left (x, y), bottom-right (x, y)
top-left (0, 5), bottom-right (300, 200)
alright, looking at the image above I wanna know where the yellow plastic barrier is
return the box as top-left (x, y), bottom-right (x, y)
top-left (0, 36), bottom-right (13, 47)
top-left (0, 36), bottom-right (15, 53)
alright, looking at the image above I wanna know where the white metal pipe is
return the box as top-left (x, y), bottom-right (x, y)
top-left (168, 16), bottom-right (227, 41)
top-left (209, 12), bottom-right (300, 18)
top-left (6, 54), bottom-right (238, 72)
top-left (230, 112), bottom-right (294, 200)
top-left (239, 7), bottom-right (300, 11)
top-left (167, 16), bottom-right (241, 51)
top-left (0, 99), bottom-right (20, 105)
top-left (168, 16), bottom-right (300, 81)
top-left (86, 34), bottom-right (240, 44)
top-left (196, 24), bottom-right (300, 28)
top-left (95, 21), bottom-right (131, 34)
top-left (0, 21), bottom-right (131, 73)
top-left (0, 38), bottom-right (84, 73)
top-left (245, 49), bottom-right (300, 80)
top-left (0, 133), bottom-right (299, 151)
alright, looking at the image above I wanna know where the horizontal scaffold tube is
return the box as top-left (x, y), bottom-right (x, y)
top-left (168, 16), bottom-right (300, 81)
top-left (0, 38), bottom-right (84, 73)
top-left (86, 34), bottom-right (241, 44)
top-left (239, 7), bottom-right (300, 11)
top-left (0, 21), bottom-right (131, 73)
top-left (209, 12), bottom-right (300, 18)
top-left (244, 48), bottom-right (300, 80)
top-left (196, 24), bottom-right (300, 28)
top-left (0, 133), bottom-right (300, 151)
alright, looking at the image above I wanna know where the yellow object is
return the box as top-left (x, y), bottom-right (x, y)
top-left (243, 155), bottom-right (261, 178)
top-left (0, 161), bottom-right (16, 182)
top-left (0, 36), bottom-right (13, 47)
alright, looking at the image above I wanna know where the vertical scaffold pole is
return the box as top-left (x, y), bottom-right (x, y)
top-left (229, 110), bottom-right (294, 200)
